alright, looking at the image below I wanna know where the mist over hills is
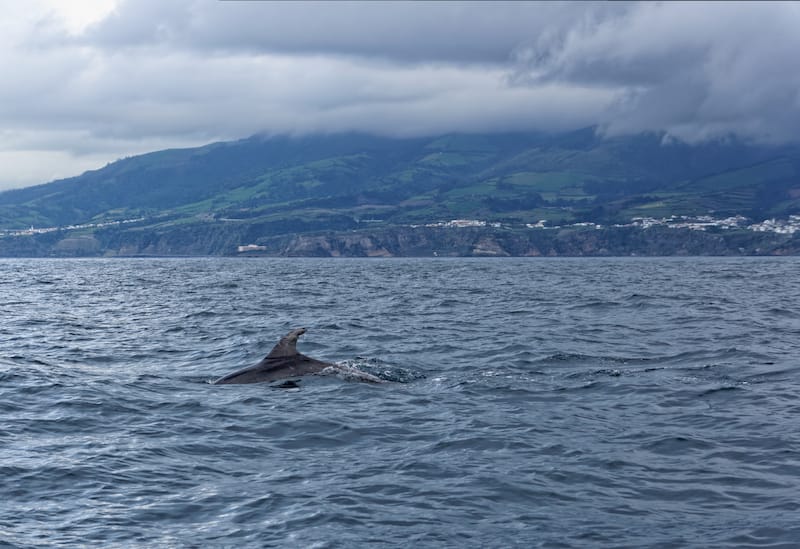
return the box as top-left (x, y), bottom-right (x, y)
top-left (1, 129), bottom-right (799, 257)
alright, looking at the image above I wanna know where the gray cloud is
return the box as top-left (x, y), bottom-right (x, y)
top-left (1, 1), bottom-right (799, 190)
top-left (512, 2), bottom-right (800, 143)
top-left (79, 0), bottom-right (591, 64)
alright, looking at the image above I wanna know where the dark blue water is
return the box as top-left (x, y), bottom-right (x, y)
top-left (1, 257), bottom-right (799, 548)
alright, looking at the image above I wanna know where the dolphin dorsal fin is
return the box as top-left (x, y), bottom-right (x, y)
top-left (266, 328), bottom-right (307, 358)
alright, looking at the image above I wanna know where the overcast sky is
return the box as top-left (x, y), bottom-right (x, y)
top-left (1, 0), bottom-right (798, 190)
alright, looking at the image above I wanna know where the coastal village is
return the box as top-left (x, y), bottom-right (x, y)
top-left (0, 217), bottom-right (145, 238)
top-left (3, 214), bottom-right (800, 247)
top-left (414, 214), bottom-right (800, 235)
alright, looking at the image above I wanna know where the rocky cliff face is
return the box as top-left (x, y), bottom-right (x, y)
top-left (255, 226), bottom-right (800, 258)
top-left (282, 234), bottom-right (393, 257)
top-left (2, 224), bottom-right (799, 257)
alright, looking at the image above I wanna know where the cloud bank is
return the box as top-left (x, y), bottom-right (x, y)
top-left (1, 0), bottom-right (799, 189)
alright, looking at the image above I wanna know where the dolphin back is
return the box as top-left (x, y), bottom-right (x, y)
top-left (211, 328), bottom-right (386, 386)
top-left (212, 354), bottom-right (331, 385)
top-left (213, 328), bottom-right (333, 385)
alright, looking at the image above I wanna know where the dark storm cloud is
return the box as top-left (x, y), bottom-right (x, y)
top-left (81, 0), bottom-right (600, 64)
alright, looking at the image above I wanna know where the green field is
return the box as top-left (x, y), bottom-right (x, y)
top-left (1, 130), bottom-right (799, 236)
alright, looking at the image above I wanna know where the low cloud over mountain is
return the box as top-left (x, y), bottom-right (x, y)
top-left (2, 1), bottom-right (799, 189)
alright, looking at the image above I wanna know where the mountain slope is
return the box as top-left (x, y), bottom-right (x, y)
top-left (1, 129), bottom-right (800, 256)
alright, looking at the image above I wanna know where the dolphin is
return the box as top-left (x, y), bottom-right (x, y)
top-left (213, 328), bottom-right (382, 385)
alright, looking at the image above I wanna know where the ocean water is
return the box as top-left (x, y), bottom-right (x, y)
top-left (1, 257), bottom-right (799, 548)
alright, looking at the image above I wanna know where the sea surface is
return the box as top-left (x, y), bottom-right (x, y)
top-left (1, 257), bottom-right (799, 548)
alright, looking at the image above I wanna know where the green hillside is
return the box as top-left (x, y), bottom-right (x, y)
top-left (1, 129), bottom-right (799, 256)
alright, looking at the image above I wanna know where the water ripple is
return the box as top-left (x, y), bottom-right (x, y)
top-left (1, 257), bottom-right (799, 547)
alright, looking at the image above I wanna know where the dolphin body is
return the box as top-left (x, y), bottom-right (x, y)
top-left (213, 328), bottom-right (381, 385)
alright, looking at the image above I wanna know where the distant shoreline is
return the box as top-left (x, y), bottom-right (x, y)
top-left (2, 225), bottom-right (799, 258)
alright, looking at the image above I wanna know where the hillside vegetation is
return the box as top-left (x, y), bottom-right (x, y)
top-left (1, 129), bottom-right (799, 256)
